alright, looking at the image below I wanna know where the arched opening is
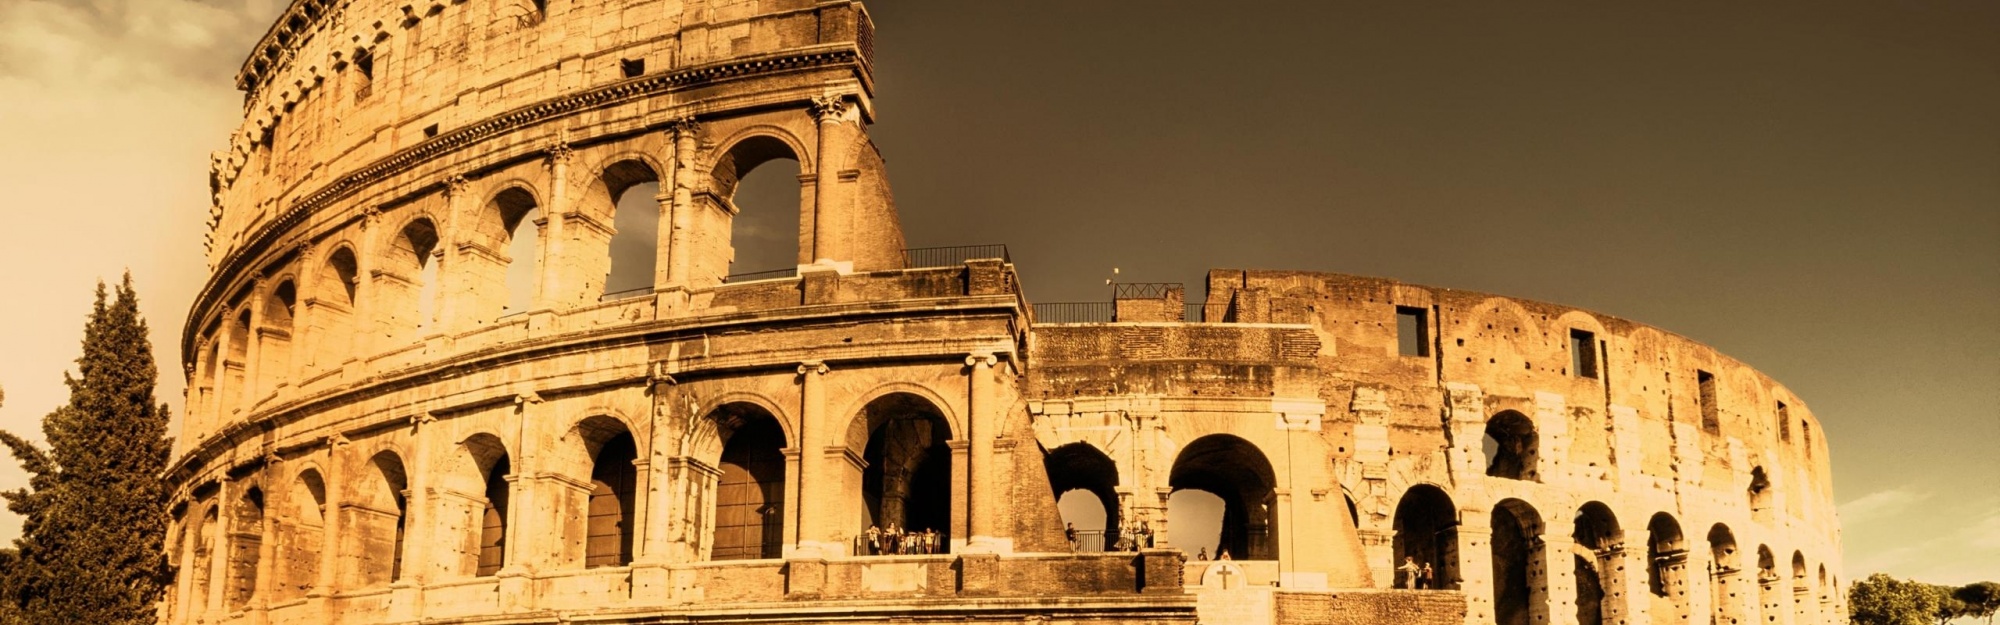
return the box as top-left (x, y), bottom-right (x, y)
top-left (707, 404), bottom-right (787, 561)
top-left (376, 218), bottom-right (440, 344)
top-left (1484, 410), bottom-right (1538, 481)
top-left (1756, 545), bottom-right (1778, 625)
top-left (1646, 512), bottom-right (1691, 623)
top-left (1491, 499), bottom-right (1545, 625)
top-left (1572, 502), bottom-right (1623, 625)
top-left (311, 248), bottom-right (359, 369)
top-left (712, 136), bottom-right (805, 280)
top-left (441, 433), bottom-right (511, 578)
top-left (351, 451), bottom-right (408, 587)
top-left (853, 393), bottom-right (954, 553)
top-left (1044, 443), bottom-right (1119, 553)
top-left (276, 470), bottom-right (325, 601)
top-left (190, 505), bottom-right (220, 617)
top-left (1392, 484), bottom-right (1459, 589)
top-left (495, 187), bottom-right (541, 316)
top-left (585, 428), bottom-right (638, 568)
top-left (258, 281), bottom-right (296, 395)
top-left (1709, 523), bottom-right (1744, 625)
top-left (225, 487), bottom-right (265, 609)
top-left (1747, 467), bottom-right (1773, 524)
top-left (219, 308), bottom-right (251, 415)
top-left (599, 160), bottom-right (660, 298)
top-left (1168, 434), bottom-right (1277, 560)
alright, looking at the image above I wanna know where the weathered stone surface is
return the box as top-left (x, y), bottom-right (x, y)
top-left (163, 2), bottom-right (1841, 625)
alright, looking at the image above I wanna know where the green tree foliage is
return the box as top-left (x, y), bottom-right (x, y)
top-left (0, 276), bottom-right (174, 624)
top-left (1853, 573), bottom-right (1945, 625)
top-left (1958, 582), bottom-right (2000, 625)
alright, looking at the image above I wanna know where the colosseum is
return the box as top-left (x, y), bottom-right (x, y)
top-left (163, 1), bottom-right (1847, 624)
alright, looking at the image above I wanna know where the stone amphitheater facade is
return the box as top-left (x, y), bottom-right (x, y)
top-left (163, 1), bottom-right (1846, 624)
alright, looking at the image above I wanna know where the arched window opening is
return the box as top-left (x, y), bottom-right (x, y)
top-left (1392, 484), bottom-right (1459, 590)
top-left (854, 394), bottom-right (953, 554)
top-left (600, 161), bottom-right (660, 298)
top-left (222, 309), bottom-right (251, 413)
top-left (1484, 410), bottom-right (1539, 481)
top-left (399, 219), bottom-right (441, 336)
top-left (1572, 502), bottom-right (1623, 625)
top-left (478, 454), bottom-right (511, 576)
top-left (277, 470), bottom-right (326, 601)
top-left (1646, 513), bottom-right (1691, 624)
top-left (1045, 443), bottom-right (1119, 553)
top-left (712, 136), bottom-right (804, 281)
top-left (1755, 545), bottom-right (1779, 625)
top-left (709, 405), bottom-right (786, 561)
top-left (328, 248), bottom-right (359, 305)
top-left (726, 153), bottom-right (801, 276)
top-left (1747, 466), bottom-right (1773, 524)
top-left (438, 433), bottom-right (513, 578)
top-left (1168, 435), bottom-right (1278, 560)
top-left (352, 452), bottom-right (408, 587)
top-left (494, 188), bottom-right (541, 316)
top-left (586, 431), bottom-right (638, 568)
top-left (225, 487), bottom-right (265, 609)
top-left (1491, 499), bottom-right (1545, 625)
top-left (1708, 524), bottom-right (1744, 625)
top-left (258, 281), bottom-right (297, 396)
top-left (190, 505), bottom-right (220, 618)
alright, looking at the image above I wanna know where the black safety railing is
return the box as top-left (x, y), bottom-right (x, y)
top-left (902, 244), bottom-right (1011, 269)
top-left (1113, 282), bottom-right (1179, 299)
top-left (1032, 302), bottom-right (1115, 323)
top-left (722, 267), bottom-right (799, 283)
top-left (1185, 302), bottom-right (1233, 323)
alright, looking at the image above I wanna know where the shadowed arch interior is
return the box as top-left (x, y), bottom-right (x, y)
top-left (600, 159), bottom-right (660, 296)
top-left (856, 392), bottom-right (953, 549)
top-left (1491, 498), bottom-right (1544, 625)
top-left (1044, 442), bottom-right (1120, 552)
top-left (1484, 410), bottom-right (1539, 481)
top-left (1573, 502), bottom-right (1623, 625)
top-left (1709, 523), bottom-right (1746, 625)
top-left (1393, 484), bottom-right (1459, 589)
top-left (713, 135), bottom-right (804, 272)
top-left (708, 403), bottom-right (787, 561)
top-left (578, 418), bottom-right (638, 568)
top-left (1647, 512), bottom-right (1692, 622)
top-left (493, 187), bottom-right (541, 315)
top-left (224, 487), bottom-right (265, 609)
top-left (1168, 434), bottom-right (1278, 560)
top-left (276, 469), bottom-right (325, 601)
top-left (351, 451), bottom-right (408, 588)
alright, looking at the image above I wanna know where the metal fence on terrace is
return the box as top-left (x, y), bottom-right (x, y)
top-left (903, 244), bottom-right (1011, 268)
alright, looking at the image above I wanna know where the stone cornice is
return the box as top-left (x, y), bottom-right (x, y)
top-left (190, 46), bottom-right (867, 363)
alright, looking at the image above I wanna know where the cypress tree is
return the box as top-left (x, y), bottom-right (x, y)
top-left (0, 274), bottom-right (174, 624)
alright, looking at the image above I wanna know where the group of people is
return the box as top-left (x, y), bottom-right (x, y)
top-left (1061, 521), bottom-right (1158, 552)
top-left (1193, 547), bottom-right (1232, 561)
top-left (1396, 557), bottom-right (1439, 589)
top-left (864, 524), bottom-right (944, 555)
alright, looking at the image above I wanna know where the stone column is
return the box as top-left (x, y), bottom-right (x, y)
top-left (1615, 545), bottom-right (1653, 625)
top-left (309, 436), bottom-right (348, 611)
top-left (537, 143), bottom-right (573, 310)
top-left (1459, 523), bottom-right (1497, 625)
top-left (352, 208), bottom-right (382, 360)
top-left (241, 276), bottom-right (267, 409)
top-left (210, 324), bottom-right (237, 427)
top-left (171, 511), bottom-right (197, 625)
top-left (1539, 533), bottom-right (1579, 625)
top-left (792, 361), bottom-right (834, 556)
top-left (206, 476), bottom-right (235, 616)
top-left (436, 176), bottom-right (471, 333)
top-left (389, 413), bottom-right (436, 621)
top-left (807, 95), bottom-right (847, 266)
top-left (497, 394), bottom-right (541, 612)
top-left (247, 457), bottom-right (282, 625)
top-left (664, 117), bottom-right (699, 292)
top-left (632, 373), bottom-right (675, 597)
top-left (964, 353), bottom-right (1002, 553)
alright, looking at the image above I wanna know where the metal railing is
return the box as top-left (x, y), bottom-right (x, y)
top-left (722, 267), bottom-right (799, 283)
top-left (1032, 302), bottom-right (1114, 323)
top-left (1185, 302), bottom-right (1233, 323)
top-left (1113, 282), bottom-right (1180, 299)
top-left (902, 244), bottom-right (1010, 269)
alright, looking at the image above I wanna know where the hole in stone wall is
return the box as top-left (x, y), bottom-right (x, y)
top-left (1396, 306), bottom-right (1429, 357)
top-left (1697, 370), bottom-right (1719, 434)
top-left (1570, 329), bottom-right (1598, 379)
top-left (620, 58), bottom-right (645, 78)
top-left (1484, 410), bottom-right (1538, 481)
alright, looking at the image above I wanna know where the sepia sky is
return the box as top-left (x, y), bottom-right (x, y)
top-left (0, 0), bottom-right (1994, 586)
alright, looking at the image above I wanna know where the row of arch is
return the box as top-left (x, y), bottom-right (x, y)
top-left (1046, 434), bottom-right (1282, 560)
top-left (189, 137), bottom-right (807, 438)
top-left (1392, 487), bottom-right (1840, 625)
top-left (167, 390), bottom-right (951, 621)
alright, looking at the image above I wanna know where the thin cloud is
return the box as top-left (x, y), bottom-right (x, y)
top-left (1839, 487), bottom-right (1932, 525)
